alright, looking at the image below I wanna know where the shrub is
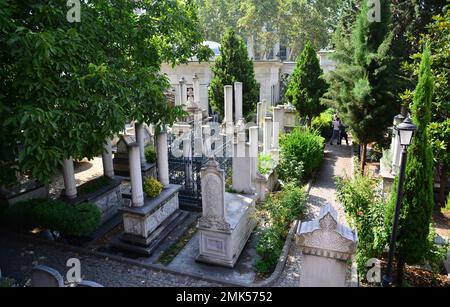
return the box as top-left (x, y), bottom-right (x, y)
top-left (335, 168), bottom-right (388, 279)
top-left (145, 146), bottom-right (157, 164)
top-left (278, 127), bottom-right (324, 182)
top-left (143, 177), bottom-right (163, 198)
top-left (311, 109), bottom-right (333, 139)
top-left (255, 183), bottom-right (308, 274)
top-left (258, 153), bottom-right (273, 175)
top-left (1, 199), bottom-right (101, 237)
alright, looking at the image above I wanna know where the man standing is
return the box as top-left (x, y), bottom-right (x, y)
top-left (330, 116), bottom-right (340, 145)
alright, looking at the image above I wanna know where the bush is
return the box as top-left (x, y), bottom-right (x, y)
top-left (258, 153), bottom-right (273, 175)
top-left (255, 183), bottom-right (308, 274)
top-left (1, 199), bottom-right (101, 237)
top-left (278, 127), bottom-right (324, 182)
top-left (335, 168), bottom-right (388, 279)
top-left (145, 146), bottom-right (157, 164)
top-left (311, 109), bottom-right (333, 139)
top-left (143, 177), bottom-right (163, 198)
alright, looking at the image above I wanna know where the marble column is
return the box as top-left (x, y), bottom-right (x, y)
top-left (179, 77), bottom-right (187, 105)
top-left (256, 102), bottom-right (262, 127)
top-left (273, 106), bottom-right (285, 136)
top-left (224, 85), bottom-right (233, 126)
top-left (63, 158), bottom-right (77, 199)
top-left (193, 73), bottom-right (200, 105)
top-left (135, 122), bottom-right (146, 166)
top-left (102, 138), bottom-right (114, 178)
top-left (263, 117), bottom-right (273, 154)
top-left (157, 131), bottom-right (170, 186)
top-left (249, 126), bottom-right (259, 182)
top-left (232, 130), bottom-right (252, 194)
top-left (129, 144), bottom-right (144, 207)
top-left (234, 82), bottom-right (243, 122)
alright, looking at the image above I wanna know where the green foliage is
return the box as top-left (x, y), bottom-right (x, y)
top-left (443, 193), bottom-right (450, 214)
top-left (208, 28), bottom-right (260, 120)
top-left (278, 127), bottom-right (324, 182)
top-left (255, 183), bottom-right (308, 274)
top-left (285, 41), bottom-right (328, 120)
top-left (386, 47), bottom-right (435, 269)
top-left (143, 177), bottom-right (163, 198)
top-left (0, 0), bottom-right (211, 186)
top-left (311, 109), bottom-right (334, 139)
top-left (77, 176), bottom-right (112, 195)
top-left (2, 199), bottom-right (101, 236)
top-left (335, 169), bottom-right (388, 278)
top-left (322, 0), bottom-right (399, 166)
top-left (258, 153), bottom-right (273, 176)
top-left (144, 146), bottom-right (157, 164)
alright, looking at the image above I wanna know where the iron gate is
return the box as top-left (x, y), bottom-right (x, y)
top-left (167, 130), bottom-right (232, 209)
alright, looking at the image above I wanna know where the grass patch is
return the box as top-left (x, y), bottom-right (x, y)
top-left (158, 218), bottom-right (198, 265)
top-left (0, 278), bottom-right (16, 287)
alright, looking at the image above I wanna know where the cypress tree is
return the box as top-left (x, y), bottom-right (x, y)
top-left (322, 0), bottom-right (397, 172)
top-left (285, 41), bottom-right (328, 124)
top-left (208, 28), bottom-right (260, 120)
top-left (387, 46), bottom-right (434, 285)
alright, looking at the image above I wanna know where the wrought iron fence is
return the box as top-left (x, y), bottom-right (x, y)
top-left (167, 127), bottom-right (232, 208)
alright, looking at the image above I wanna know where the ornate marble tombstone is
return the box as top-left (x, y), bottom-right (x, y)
top-left (296, 204), bottom-right (357, 287)
top-left (196, 158), bottom-right (256, 268)
top-left (112, 144), bottom-right (185, 256)
top-left (283, 103), bottom-right (297, 132)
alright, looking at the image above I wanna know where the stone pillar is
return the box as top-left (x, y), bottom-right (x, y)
top-left (232, 130), bottom-right (252, 194)
top-left (224, 85), bottom-right (233, 126)
top-left (272, 121), bottom-right (280, 150)
top-left (234, 82), bottom-right (243, 122)
top-left (135, 122), bottom-right (146, 166)
top-left (102, 138), bottom-right (114, 178)
top-left (62, 158), bottom-right (77, 199)
top-left (249, 126), bottom-right (259, 182)
top-left (157, 131), bottom-right (170, 186)
top-left (273, 106), bottom-right (285, 136)
top-left (176, 82), bottom-right (182, 106)
top-left (263, 117), bottom-right (273, 153)
top-left (193, 112), bottom-right (203, 158)
top-left (391, 114), bottom-right (405, 175)
top-left (179, 77), bottom-right (187, 105)
top-left (193, 73), bottom-right (200, 105)
top-left (129, 145), bottom-right (144, 207)
top-left (256, 102), bottom-right (262, 127)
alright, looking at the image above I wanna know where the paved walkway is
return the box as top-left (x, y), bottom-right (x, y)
top-left (275, 142), bottom-right (353, 286)
top-left (0, 143), bottom-right (353, 287)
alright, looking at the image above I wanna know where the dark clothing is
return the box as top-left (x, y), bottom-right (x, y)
top-left (338, 123), bottom-right (348, 145)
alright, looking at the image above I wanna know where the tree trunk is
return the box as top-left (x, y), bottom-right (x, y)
top-left (396, 256), bottom-right (406, 287)
top-left (439, 164), bottom-right (448, 207)
top-left (360, 143), bottom-right (367, 174)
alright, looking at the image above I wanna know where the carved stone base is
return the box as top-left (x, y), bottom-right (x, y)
top-left (196, 193), bottom-right (256, 268)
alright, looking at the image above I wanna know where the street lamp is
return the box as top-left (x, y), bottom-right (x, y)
top-left (382, 117), bottom-right (418, 287)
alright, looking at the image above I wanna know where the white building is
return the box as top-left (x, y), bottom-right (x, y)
top-left (160, 41), bottom-right (335, 111)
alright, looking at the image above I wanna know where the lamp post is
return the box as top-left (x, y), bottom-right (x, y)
top-left (382, 117), bottom-right (417, 287)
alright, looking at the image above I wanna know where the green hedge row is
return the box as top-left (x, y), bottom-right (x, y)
top-left (1, 199), bottom-right (101, 237)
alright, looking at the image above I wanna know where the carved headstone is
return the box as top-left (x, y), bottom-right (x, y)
top-left (199, 158), bottom-right (229, 231)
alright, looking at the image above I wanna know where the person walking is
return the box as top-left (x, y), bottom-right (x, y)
top-left (330, 115), bottom-right (340, 145)
top-left (338, 119), bottom-right (349, 146)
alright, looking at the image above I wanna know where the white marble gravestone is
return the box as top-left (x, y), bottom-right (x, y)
top-left (296, 204), bottom-right (357, 287)
top-left (197, 158), bottom-right (256, 268)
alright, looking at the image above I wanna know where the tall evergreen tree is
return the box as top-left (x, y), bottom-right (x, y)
top-left (285, 41), bottom-right (328, 124)
top-left (386, 47), bottom-right (434, 285)
top-left (208, 28), bottom-right (260, 119)
top-left (322, 0), bottom-right (397, 172)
